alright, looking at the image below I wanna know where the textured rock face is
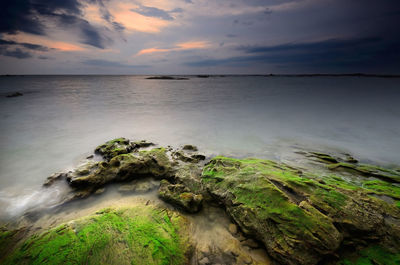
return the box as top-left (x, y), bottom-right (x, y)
top-left (67, 148), bottom-right (175, 189)
top-left (40, 138), bottom-right (400, 265)
top-left (159, 180), bottom-right (203, 213)
top-left (201, 157), bottom-right (400, 265)
top-left (94, 137), bottom-right (132, 160)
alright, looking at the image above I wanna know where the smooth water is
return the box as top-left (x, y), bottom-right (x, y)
top-left (1, 75), bottom-right (400, 219)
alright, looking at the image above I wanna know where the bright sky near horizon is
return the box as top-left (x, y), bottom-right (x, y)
top-left (0, 0), bottom-right (399, 74)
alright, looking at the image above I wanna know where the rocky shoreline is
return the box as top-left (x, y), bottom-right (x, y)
top-left (1, 138), bottom-right (400, 264)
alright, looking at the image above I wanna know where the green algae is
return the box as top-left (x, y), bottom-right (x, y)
top-left (328, 162), bottom-right (400, 183)
top-left (362, 180), bottom-right (400, 200)
top-left (201, 156), bottom-right (400, 265)
top-left (338, 245), bottom-right (400, 265)
top-left (3, 206), bottom-right (190, 265)
top-left (95, 138), bottom-right (132, 160)
top-left (202, 156), bottom-right (342, 265)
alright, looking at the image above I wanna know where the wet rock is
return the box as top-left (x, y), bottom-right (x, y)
top-left (43, 172), bottom-right (66, 187)
top-left (182, 144), bottom-right (198, 151)
top-left (94, 188), bottom-right (105, 195)
top-left (94, 137), bottom-right (132, 160)
top-left (131, 140), bottom-right (154, 149)
top-left (118, 179), bottom-right (159, 193)
top-left (202, 157), bottom-right (400, 265)
top-left (228, 223), bottom-right (238, 235)
top-left (158, 180), bottom-right (203, 213)
top-left (146, 76), bottom-right (189, 80)
top-left (241, 239), bottom-right (259, 249)
top-left (327, 162), bottom-right (400, 183)
top-left (198, 257), bottom-right (210, 265)
top-left (309, 152), bottom-right (338, 163)
top-left (67, 148), bottom-right (174, 189)
top-left (86, 154), bottom-right (94, 159)
top-left (173, 150), bottom-right (206, 163)
top-left (174, 164), bottom-right (204, 194)
top-left (344, 154), bottom-right (358, 163)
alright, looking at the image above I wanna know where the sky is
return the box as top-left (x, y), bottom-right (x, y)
top-left (0, 0), bottom-right (399, 74)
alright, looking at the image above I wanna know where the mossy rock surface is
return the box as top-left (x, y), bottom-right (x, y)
top-left (337, 245), bottom-right (400, 265)
top-left (202, 156), bottom-right (400, 265)
top-left (68, 147), bottom-right (174, 189)
top-left (94, 138), bottom-right (132, 160)
top-left (158, 180), bottom-right (203, 213)
top-left (3, 206), bottom-right (191, 265)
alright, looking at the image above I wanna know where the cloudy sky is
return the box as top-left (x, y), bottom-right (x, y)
top-left (0, 0), bottom-right (399, 74)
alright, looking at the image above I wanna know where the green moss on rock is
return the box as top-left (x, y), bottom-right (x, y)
top-left (338, 245), bottom-right (400, 265)
top-left (3, 206), bottom-right (191, 265)
top-left (68, 147), bottom-right (175, 189)
top-left (328, 162), bottom-right (400, 183)
top-left (95, 138), bottom-right (132, 160)
top-left (202, 156), bottom-right (400, 265)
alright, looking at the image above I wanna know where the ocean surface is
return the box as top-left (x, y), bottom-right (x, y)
top-left (1, 75), bottom-right (400, 220)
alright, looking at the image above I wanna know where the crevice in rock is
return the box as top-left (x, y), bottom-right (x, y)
top-left (269, 179), bottom-right (306, 205)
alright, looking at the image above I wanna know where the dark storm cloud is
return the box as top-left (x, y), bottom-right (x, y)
top-left (131, 6), bottom-right (175, 21)
top-left (0, 38), bottom-right (51, 59)
top-left (0, 39), bottom-right (50, 51)
top-left (83, 59), bottom-right (149, 68)
top-left (0, 0), bottom-right (111, 49)
top-left (185, 37), bottom-right (400, 71)
top-left (237, 37), bottom-right (383, 54)
top-left (0, 48), bottom-right (32, 59)
top-left (0, 0), bottom-right (81, 35)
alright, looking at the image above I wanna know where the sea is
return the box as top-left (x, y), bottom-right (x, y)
top-left (1, 75), bottom-right (399, 220)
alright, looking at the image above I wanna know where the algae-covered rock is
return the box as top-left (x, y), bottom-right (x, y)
top-left (202, 157), bottom-right (400, 265)
top-left (305, 151), bottom-right (400, 183)
top-left (328, 162), bottom-right (400, 183)
top-left (67, 148), bottom-right (175, 189)
top-left (0, 227), bottom-right (28, 262)
top-left (131, 140), bottom-right (154, 149)
top-left (182, 144), bottom-right (198, 151)
top-left (172, 150), bottom-right (205, 163)
top-left (94, 138), bottom-right (132, 160)
top-left (2, 206), bottom-right (191, 265)
top-left (159, 180), bottom-right (203, 213)
top-left (336, 244), bottom-right (400, 265)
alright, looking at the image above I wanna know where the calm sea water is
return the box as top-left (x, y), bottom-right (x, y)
top-left (1, 75), bottom-right (400, 219)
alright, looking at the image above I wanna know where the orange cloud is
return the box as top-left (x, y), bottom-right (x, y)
top-left (176, 41), bottom-right (209, 49)
top-left (137, 48), bottom-right (171, 55)
top-left (137, 41), bottom-right (210, 55)
top-left (110, 3), bottom-right (170, 33)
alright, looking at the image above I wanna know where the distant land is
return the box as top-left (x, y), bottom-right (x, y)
top-left (1, 73), bottom-right (400, 78)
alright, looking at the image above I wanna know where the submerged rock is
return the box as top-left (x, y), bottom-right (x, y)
top-left (201, 156), bottom-right (400, 265)
top-left (118, 179), bottom-right (159, 193)
top-left (43, 172), bottom-right (67, 187)
top-left (182, 144), bottom-right (198, 151)
top-left (159, 180), bottom-right (203, 213)
top-left (2, 206), bottom-right (191, 265)
top-left (146, 76), bottom-right (189, 80)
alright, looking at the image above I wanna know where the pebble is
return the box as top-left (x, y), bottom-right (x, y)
top-left (228, 223), bottom-right (238, 234)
